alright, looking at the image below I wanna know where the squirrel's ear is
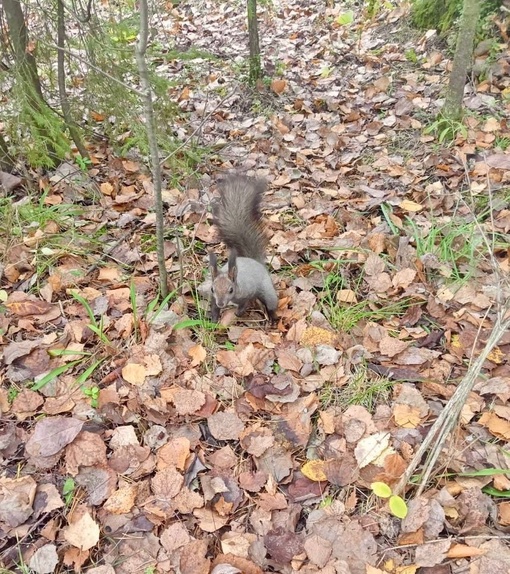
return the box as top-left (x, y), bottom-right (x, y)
top-left (209, 252), bottom-right (218, 278)
top-left (227, 250), bottom-right (238, 282)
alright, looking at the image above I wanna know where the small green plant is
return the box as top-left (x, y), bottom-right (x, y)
top-left (319, 495), bottom-right (334, 508)
top-left (75, 154), bottom-right (92, 171)
top-left (371, 481), bottom-right (408, 518)
top-left (82, 385), bottom-right (100, 407)
top-left (405, 48), bottom-right (419, 63)
top-left (62, 477), bottom-right (76, 506)
top-left (274, 59), bottom-right (287, 76)
top-left (7, 386), bottom-right (19, 402)
top-left (404, 215), bottom-right (482, 283)
top-left (320, 363), bottom-right (393, 411)
top-left (335, 10), bottom-right (354, 25)
top-left (70, 291), bottom-right (111, 344)
top-left (132, 283), bottom-right (179, 329)
top-left (31, 359), bottom-right (83, 391)
top-left (424, 115), bottom-right (468, 143)
top-left (495, 136), bottom-right (510, 151)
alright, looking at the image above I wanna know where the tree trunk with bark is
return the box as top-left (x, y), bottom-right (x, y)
top-left (247, 0), bottom-right (262, 85)
top-left (135, 0), bottom-right (168, 298)
top-left (56, 0), bottom-right (89, 160)
top-left (3, 0), bottom-right (60, 164)
top-left (442, 0), bottom-right (481, 120)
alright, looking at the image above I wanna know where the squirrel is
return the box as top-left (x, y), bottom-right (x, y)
top-left (209, 174), bottom-right (278, 324)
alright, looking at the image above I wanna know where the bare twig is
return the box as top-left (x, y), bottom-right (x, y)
top-left (395, 302), bottom-right (510, 496)
top-left (38, 40), bottom-right (146, 98)
top-left (135, 0), bottom-right (167, 297)
top-left (158, 85), bottom-right (238, 166)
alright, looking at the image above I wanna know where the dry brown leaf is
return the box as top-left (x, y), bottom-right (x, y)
top-left (447, 543), bottom-right (487, 558)
top-left (0, 475), bottom-right (37, 527)
top-left (194, 507), bottom-right (229, 532)
top-left (160, 521), bottom-right (190, 553)
top-left (393, 404), bottom-right (422, 428)
top-left (121, 362), bottom-right (146, 385)
top-left (354, 432), bottom-right (392, 468)
top-left (479, 411), bottom-right (510, 440)
top-left (337, 289), bottom-right (358, 303)
top-left (216, 346), bottom-right (255, 376)
top-left (392, 268), bottom-right (417, 289)
top-left (63, 509), bottom-right (100, 551)
top-left (97, 266), bottom-right (121, 282)
top-left (26, 417), bottom-right (84, 458)
top-left (180, 539), bottom-right (210, 574)
top-left (65, 431), bottom-right (107, 476)
top-left (271, 79), bottom-right (287, 94)
top-left (28, 544), bottom-right (59, 574)
top-left (379, 334), bottom-right (409, 357)
top-left (11, 389), bottom-right (44, 420)
top-left (399, 199), bottom-right (423, 212)
top-left (208, 411), bottom-right (245, 441)
top-left (188, 344), bottom-right (207, 366)
top-left (156, 436), bottom-right (191, 470)
top-left (172, 388), bottom-right (206, 416)
top-left (151, 466), bottom-right (183, 499)
top-left (103, 485), bottom-right (137, 514)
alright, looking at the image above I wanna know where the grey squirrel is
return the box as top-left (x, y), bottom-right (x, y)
top-left (209, 175), bottom-right (278, 323)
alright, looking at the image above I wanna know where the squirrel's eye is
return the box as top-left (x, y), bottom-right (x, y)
top-left (228, 287), bottom-right (234, 294)
top-left (211, 286), bottom-right (214, 293)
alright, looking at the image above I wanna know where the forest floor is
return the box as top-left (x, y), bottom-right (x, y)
top-left (2, 0), bottom-right (510, 573)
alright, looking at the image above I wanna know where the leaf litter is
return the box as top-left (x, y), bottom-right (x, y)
top-left (2, 0), bottom-right (510, 572)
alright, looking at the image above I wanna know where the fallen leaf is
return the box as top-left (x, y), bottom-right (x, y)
top-left (63, 509), bottom-right (100, 550)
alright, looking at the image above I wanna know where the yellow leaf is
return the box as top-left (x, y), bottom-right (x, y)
top-left (302, 459), bottom-right (327, 482)
top-left (487, 347), bottom-right (504, 364)
top-left (371, 481), bottom-right (392, 498)
top-left (389, 495), bottom-right (408, 519)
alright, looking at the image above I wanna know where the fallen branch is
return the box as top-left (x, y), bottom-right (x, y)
top-left (395, 302), bottom-right (510, 497)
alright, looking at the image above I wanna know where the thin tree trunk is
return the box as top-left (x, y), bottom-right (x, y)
top-left (3, 0), bottom-right (59, 163)
top-left (247, 0), bottom-right (262, 85)
top-left (135, 0), bottom-right (168, 298)
top-left (56, 0), bottom-right (89, 160)
top-left (442, 0), bottom-right (481, 120)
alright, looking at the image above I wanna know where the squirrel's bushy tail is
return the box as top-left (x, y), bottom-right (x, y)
top-left (213, 175), bottom-right (268, 263)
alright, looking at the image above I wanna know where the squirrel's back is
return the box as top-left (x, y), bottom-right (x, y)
top-left (213, 175), bottom-right (268, 263)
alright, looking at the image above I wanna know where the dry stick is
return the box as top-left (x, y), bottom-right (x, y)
top-left (395, 304), bottom-right (510, 497)
top-left (135, 0), bottom-right (167, 298)
top-left (412, 316), bottom-right (506, 494)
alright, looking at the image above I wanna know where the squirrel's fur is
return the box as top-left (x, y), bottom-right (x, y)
top-left (209, 175), bottom-right (278, 323)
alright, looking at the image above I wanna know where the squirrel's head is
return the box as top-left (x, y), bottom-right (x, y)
top-left (209, 251), bottom-right (238, 308)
